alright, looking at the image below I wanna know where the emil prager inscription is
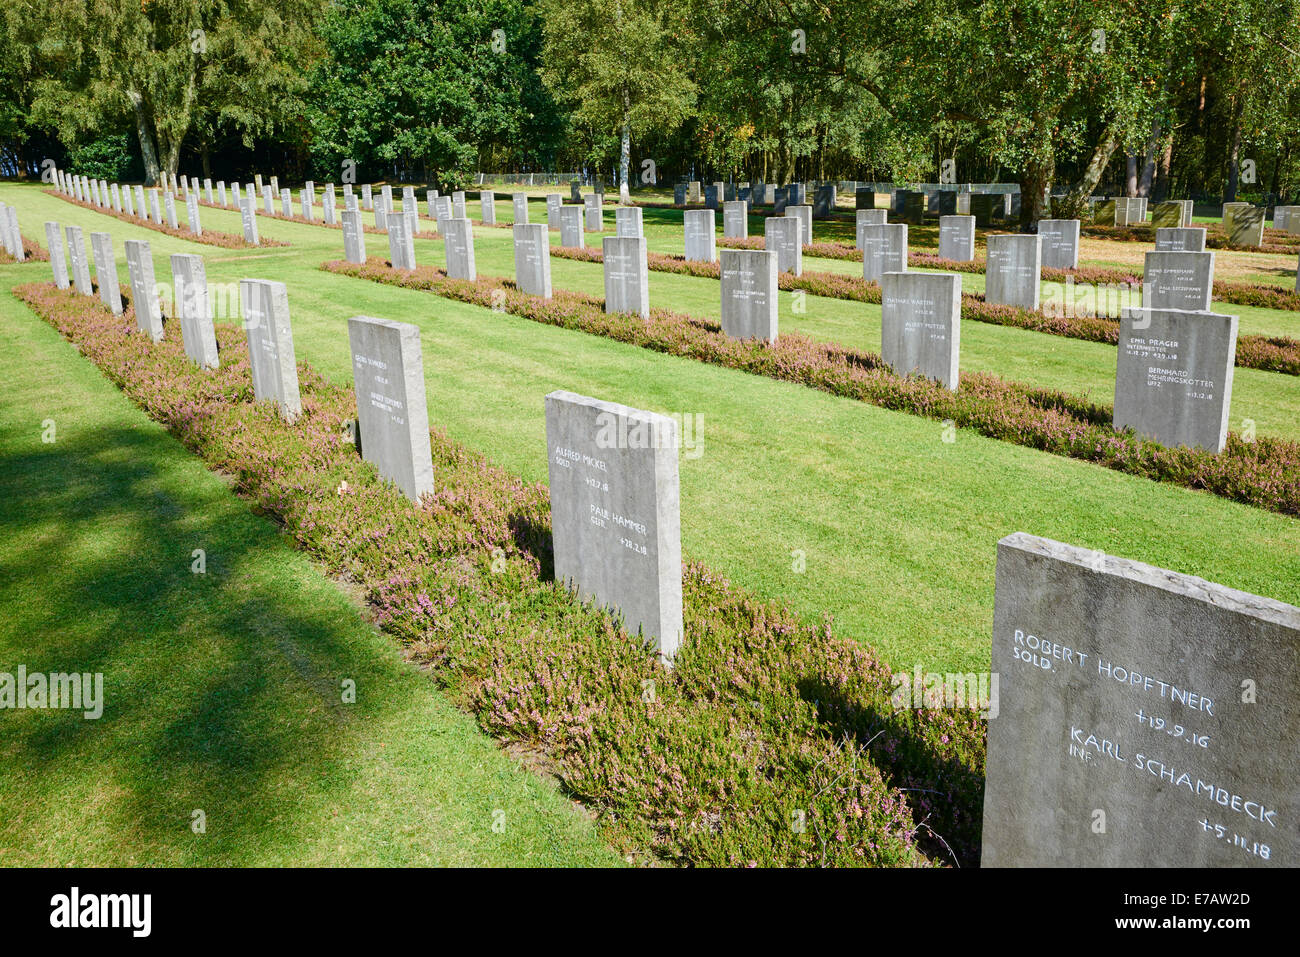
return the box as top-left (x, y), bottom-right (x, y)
top-left (982, 533), bottom-right (1298, 868)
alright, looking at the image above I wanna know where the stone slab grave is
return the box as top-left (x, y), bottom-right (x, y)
top-left (861, 223), bottom-right (908, 283)
top-left (938, 215), bottom-right (976, 262)
top-left (723, 200), bottom-right (748, 239)
top-left (602, 237), bottom-right (650, 319)
top-left (480, 190), bottom-right (496, 225)
top-left (124, 239), bottom-right (164, 341)
top-left (856, 187), bottom-right (876, 210)
top-left (452, 191), bottom-right (466, 219)
top-left (1144, 251), bottom-right (1215, 312)
top-left (1221, 202), bottom-right (1249, 232)
top-left (896, 190), bottom-right (925, 225)
top-left (683, 208), bottom-right (716, 263)
top-left (813, 184), bottom-right (836, 219)
top-left (704, 184), bottom-right (720, 210)
top-left (546, 193), bottom-right (562, 230)
top-left (720, 248), bottom-right (778, 343)
top-left (584, 195), bottom-right (603, 232)
top-left (985, 234), bottom-right (1042, 310)
top-left (854, 209), bottom-right (888, 250)
top-left (559, 204), bottom-right (585, 248)
top-left (1114, 306), bottom-right (1237, 452)
top-left (881, 272), bottom-right (961, 390)
top-left (615, 206), bottom-right (642, 238)
top-left (149, 190), bottom-right (162, 225)
top-left (673, 184), bottom-right (688, 206)
top-left (263, 186), bottom-right (275, 216)
top-left (240, 197), bottom-right (260, 245)
top-left (45, 222), bottom-right (69, 288)
top-left (1155, 228), bottom-right (1207, 253)
top-left (788, 204), bottom-right (813, 246)
top-left (764, 215), bottom-right (802, 275)
top-left (512, 192), bottom-right (529, 224)
top-left (687, 181), bottom-right (701, 204)
top-left (279, 188), bottom-right (292, 217)
top-left (443, 218), bottom-right (476, 280)
top-left (204, 178), bottom-right (213, 204)
top-left (166, 190), bottom-right (179, 227)
top-left (301, 188), bottom-right (314, 222)
top-left (374, 202), bottom-right (388, 232)
top-left (544, 390), bottom-right (683, 661)
top-left (65, 225), bottom-right (93, 296)
top-left (110, 184), bottom-right (121, 212)
top-left (347, 316), bottom-right (435, 502)
top-left (387, 215), bottom-right (416, 270)
top-left (570, 181), bottom-right (582, 203)
top-left (1116, 197), bottom-right (1147, 226)
top-left (171, 254), bottom-right (219, 369)
top-left (89, 232), bottom-right (122, 315)
top-left (433, 196), bottom-right (452, 234)
top-left (513, 223), bottom-right (552, 298)
top-left (1038, 219), bottom-right (1080, 270)
top-left (1228, 206), bottom-right (1266, 247)
top-left (240, 279), bottom-right (302, 421)
top-left (361, 184), bottom-right (373, 210)
top-left (983, 532), bottom-right (1297, 868)
top-left (971, 193), bottom-right (1004, 226)
top-left (342, 208), bottom-right (366, 264)
top-left (185, 191), bottom-right (202, 235)
top-left (379, 185), bottom-right (392, 215)
top-left (1152, 201), bottom-right (1185, 229)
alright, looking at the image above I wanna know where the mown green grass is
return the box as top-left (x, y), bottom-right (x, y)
top-left (6, 182), bottom-right (1298, 677)
top-left (0, 275), bottom-right (620, 867)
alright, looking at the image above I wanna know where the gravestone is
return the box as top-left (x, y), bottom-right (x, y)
top-left (880, 272), bottom-right (961, 390)
top-left (124, 240), bottom-right (164, 341)
top-left (982, 531), bottom-right (1298, 867)
top-left (683, 209), bottom-right (716, 263)
top-left (480, 190), bottom-right (496, 225)
top-left (1155, 228), bottom-right (1207, 253)
top-left (932, 191), bottom-right (958, 217)
top-left (263, 185), bottom-right (274, 215)
top-left (788, 204), bottom-right (813, 245)
top-left (559, 205), bottom-right (585, 248)
top-left (719, 248), bottom-right (778, 343)
top-left (323, 185), bottom-right (336, 224)
top-left (171, 254), bottom-right (219, 369)
top-left (185, 191), bottom-right (202, 236)
top-left (971, 194), bottom-right (1003, 226)
top-left (164, 192), bottom-right (180, 229)
top-left (1, 205), bottom-right (20, 260)
top-left (546, 193), bottom-right (562, 229)
top-left (1144, 251), bottom-right (1215, 312)
top-left (615, 206), bottom-right (643, 238)
top-left (443, 218), bottom-right (476, 280)
top-left (279, 188), bottom-right (292, 217)
top-left (602, 237), bottom-right (650, 318)
top-left (584, 195), bottom-right (603, 232)
top-left (544, 390), bottom-right (683, 661)
top-left (1116, 197), bottom-right (1146, 226)
top-left (1152, 201), bottom-right (1184, 229)
top-left (65, 226), bottom-right (93, 296)
top-left (347, 316), bottom-right (435, 502)
top-left (270, 176), bottom-right (279, 198)
top-left (204, 178), bottom-right (213, 204)
top-left (123, 187), bottom-right (135, 217)
top-left (673, 184), bottom-right (688, 206)
top-left (513, 223), bottom-right (552, 298)
top-left (938, 215), bottom-right (976, 262)
top-left (687, 181), bottom-right (701, 204)
top-left (452, 190), bottom-right (466, 219)
top-left (362, 184), bottom-right (373, 210)
top-left (240, 198), bottom-right (260, 245)
top-left (89, 232), bottom-right (123, 315)
top-left (45, 222), bottom-right (69, 289)
top-left (854, 209), bottom-right (888, 250)
top-left (861, 223), bottom-right (908, 283)
top-left (570, 181), bottom-right (582, 203)
top-left (149, 190), bottom-right (162, 225)
top-left (380, 185), bottom-right (393, 214)
top-left (723, 200), bottom-right (748, 239)
top-left (300, 188), bottom-right (314, 222)
top-left (897, 190), bottom-right (925, 225)
top-left (110, 183), bottom-right (122, 212)
top-left (764, 216), bottom-right (802, 275)
top-left (855, 187), bottom-right (876, 210)
top-left (1038, 219), bottom-right (1080, 270)
top-left (1114, 307), bottom-right (1237, 452)
top-left (1228, 207), bottom-right (1265, 247)
top-left (374, 203), bottom-right (388, 231)
top-left (985, 234), bottom-right (1042, 310)
top-left (512, 193), bottom-right (529, 224)
top-left (387, 216), bottom-right (416, 270)
top-left (342, 208), bottom-right (367, 264)
top-left (1221, 202), bottom-right (1249, 231)
top-left (240, 279), bottom-right (302, 421)
top-left (772, 186), bottom-right (789, 216)
top-left (813, 184), bottom-right (837, 219)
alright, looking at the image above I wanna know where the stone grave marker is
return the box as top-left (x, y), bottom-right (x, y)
top-left (764, 216), bottom-right (801, 275)
top-left (719, 248), bottom-right (778, 343)
top-left (602, 237), bottom-right (650, 318)
top-left (861, 223), bottom-right (908, 282)
top-left (443, 218), bottom-right (476, 280)
top-left (240, 279), bottom-right (302, 421)
top-left (683, 208), bottom-right (716, 263)
top-left (615, 206), bottom-right (642, 238)
top-left (880, 272), bottom-right (961, 389)
top-left (513, 223), bottom-right (552, 298)
top-left (124, 239), bottom-right (164, 341)
top-left (45, 222), bottom-right (69, 289)
top-left (171, 253), bottom-right (219, 369)
top-left (1154, 228), bottom-right (1207, 253)
top-left (89, 232), bottom-right (123, 314)
top-left (1144, 251), bottom-right (1215, 312)
top-left (1038, 219), bottom-right (1080, 270)
top-left (938, 215), bottom-right (976, 261)
top-left (723, 200), bottom-right (748, 239)
top-left (985, 234), bottom-right (1042, 310)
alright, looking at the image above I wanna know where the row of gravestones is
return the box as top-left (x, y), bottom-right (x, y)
top-left (52, 167), bottom-right (206, 239)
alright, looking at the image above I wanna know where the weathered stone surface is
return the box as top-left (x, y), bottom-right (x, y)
top-left (185, 191), bottom-right (202, 235)
top-left (124, 239), bottom-right (164, 341)
top-left (452, 190), bottom-right (466, 219)
top-left (861, 223), bottom-right (908, 283)
top-left (362, 184), bottom-right (373, 210)
top-left (1114, 307), bottom-right (1237, 452)
top-left (480, 190), bottom-right (496, 225)
top-left (45, 222), bottom-right (69, 289)
top-left (683, 208), bottom-right (716, 263)
top-left (443, 218), bottom-right (476, 280)
top-left (347, 316), bottom-right (435, 502)
top-left (342, 208), bottom-right (366, 264)
top-left (602, 236), bottom-right (650, 318)
top-left (1038, 219), bottom-right (1080, 270)
top-left (1154, 227), bottom-right (1207, 252)
top-left (687, 181), bottom-right (701, 203)
top-left (149, 190), bottom-right (162, 225)
top-left (1152, 201), bottom-right (1184, 228)
top-left (171, 253), bottom-right (219, 369)
top-left (938, 215), bottom-right (976, 262)
top-left (65, 225), bottom-right (93, 296)
top-left (787, 204), bottom-right (813, 245)
top-left (513, 223), bottom-right (552, 298)
top-left (89, 231), bottom-right (122, 315)
top-left (559, 205), bottom-right (585, 248)
top-left (880, 271), bottom-right (961, 389)
top-left (584, 194), bottom-right (603, 232)
top-left (512, 192), bottom-right (528, 224)
top-left (813, 184), bottom-right (837, 218)
top-left (719, 248), bottom-right (778, 343)
top-left (615, 206), bottom-right (643, 238)
top-left (1144, 251), bottom-right (1215, 312)
top-left (544, 390), bottom-right (683, 661)
top-left (240, 198), bottom-right (260, 245)
top-left (983, 531), bottom-right (1298, 868)
top-left (855, 187), bottom-right (876, 210)
top-left (241, 278), bottom-right (302, 421)
top-left (546, 193), bottom-right (562, 229)
top-left (1228, 206), bottom-right (1265, 247)
top-left (764, 215), bottom-right (802, 275)
top-left (722, 201), bottom-right (748, 239)
top-left (387, 215), bottom-right (416, 270)
top-left (985, 234), bottom-right (1042, 310)
top-left (673, 184), bottom-right (688, 206)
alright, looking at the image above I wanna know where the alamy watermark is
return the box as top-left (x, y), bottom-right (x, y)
top-left (1, 666), bottom-right (104, 719)
top-left (891, 663), bottom-right (999, 718)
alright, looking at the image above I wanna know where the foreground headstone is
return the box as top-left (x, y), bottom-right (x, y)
top-left (241, 279), bottom-right (302, 421)
top-left (615, 206), bottom-right (643, 238)
top-left (443, 218), bottom-right (476, 280)
top-left (347, 316), bottom-right (435, 502)
top-left (513, 223), bottom-right (551, 298)
top-left (938, 215), bottom-right (976, 262)
top-left (602, 237), bottom-right (650, 318)
top-left (683, 208), bottom-right (716, 263)
top-left (1038, 219), bottom-right (1080, 270)
top-left (719, 248), bottom-right (778, 343)
top-left (387, 216), bottom-right (416, 270)
top-left (89, 232), bottom-right (123, 315)
top-left (982, 532), bottom-right (1298, 868)
top-left (1155, 227), bottom-right (1207, 252)
top-left (1144, 251), bottom-right (1215, 312)
top-left (342, 208), bottom-right (366, 264)
top-left (861, 223), bottom-right (908, 282)
top-left (764, 216), bottom-right (802, 275)
top-left (1114, 307), bottom-right (1237, 451)
top-left (45, 222), bottom-right (69, 288)
top-left (544, 390), bottom-right (683, 661)
top-left (65, 226), bottom-right (93, 296)
top-left (881, 272), bottom-right (961, 389)
top-left (171, 254), bottom-right (219, 369)
top-left (124, 240), bottom-right (164, 341)
top-left (985, 234), bottom-right (1042, 310)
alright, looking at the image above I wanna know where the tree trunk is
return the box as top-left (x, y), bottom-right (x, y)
top-left (1154, 133), bottom-right (1174, 202)
top-left (127, 89), bottom-right (161, 186)
top-left (1125, 155), bottom-right (1138, 197)
top-left (619, 112), bottom-right (631, 202)
top-left (1059, 125), bottom-right (1120, 218)
top-left (1225, 97), bottom-right (1243, 202)
top-left (1019, 153), bottom-right (1054, 228)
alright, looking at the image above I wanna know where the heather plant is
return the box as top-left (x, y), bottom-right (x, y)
top-left (0, 235), bottom-right (49, 263)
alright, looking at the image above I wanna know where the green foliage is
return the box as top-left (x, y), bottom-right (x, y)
top-left (66, 132), bottom-right (137, 181)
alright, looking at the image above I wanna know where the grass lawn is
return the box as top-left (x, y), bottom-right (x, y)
top-left (0, 272), bottom-right (620, 867)
top-left (6, 182), bottom-right (1298, 676)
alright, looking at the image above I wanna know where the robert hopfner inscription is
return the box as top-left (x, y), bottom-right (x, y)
top-left (982, 533), bottom-right (1297, 868)
top-left (545, 391), bottom-right (683, 661)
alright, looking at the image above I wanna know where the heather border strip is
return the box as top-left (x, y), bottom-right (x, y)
top-left (196, 197), bottom-right (445, 239)
top-left (13, 279), bottom-right (985, 868)
top-left (322, 257), bottom-right (1300, 517)
top-left (44, 188), bottom-right (287, 249)
top-left (0, 235), bottom-right (49, 264)
top-left (551, 244), bottom-right (1300, 376)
